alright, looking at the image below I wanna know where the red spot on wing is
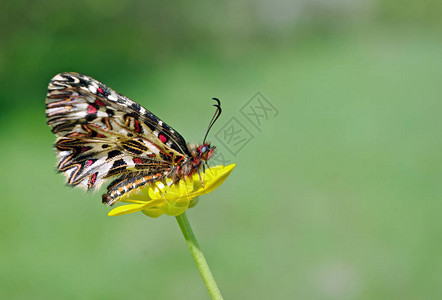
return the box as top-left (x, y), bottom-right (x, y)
top-left (95, 99), bottom-right (105, 106)
top-left (134, 157), bottom-right (153, 164)
top-left (97, 87), bottom-right (103, 94)
top-left (159, 134), bottom-right (167, 143)
top-left (81, 146), bottom-right (91, 152)
top-left (87, 104), bottom-right (97, 114)
top-left (96, 134), bottom-right (105, 138)
top-left (148, 154), bottom-right (156, 157)
top-left (87, 159), bottom-right (94, 166)
top-left (134, 120), bottom-right (140, 133)
top-left (90, 172), bottom-right (98, 185)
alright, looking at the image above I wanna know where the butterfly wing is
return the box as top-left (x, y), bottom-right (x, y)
top-left (46, 72), bottom-right (191, 204)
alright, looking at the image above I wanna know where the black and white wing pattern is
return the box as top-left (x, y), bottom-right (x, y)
top-left (46, 72), bottom-right (193, 205)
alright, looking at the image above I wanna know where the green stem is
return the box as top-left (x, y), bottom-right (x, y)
top-left (176, 212), bottom-right (223, 300)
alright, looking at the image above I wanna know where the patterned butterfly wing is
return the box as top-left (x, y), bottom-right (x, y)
top-left (46, 72), bottom-right (192, 205)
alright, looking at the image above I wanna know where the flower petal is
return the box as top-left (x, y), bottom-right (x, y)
top-left (108, 203), bottom-right (147, 216)
top-left (108, 164), bottom-right (236, 217)
top-left (142, 208), bottom-right (164, 218)
top-left (198, 164), bottom-right (236, 196)
top-left (108, 200), bottom-right (164, 216)
top-left (160, 197), bottom-right (191, 216)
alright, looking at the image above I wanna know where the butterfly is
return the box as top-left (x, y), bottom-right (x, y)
top-left (46, 72), bottom-right (221, 205)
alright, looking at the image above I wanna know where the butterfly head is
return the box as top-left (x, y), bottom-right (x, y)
top-left (189, 143), bottom-right (215, 165)
top-left (197, 143), bottom-right (215, 162)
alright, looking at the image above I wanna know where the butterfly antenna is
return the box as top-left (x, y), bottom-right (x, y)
top-left (203, 98), bottom-right (222, 144)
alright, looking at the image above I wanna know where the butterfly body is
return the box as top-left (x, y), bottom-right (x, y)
top-left (46, 72), bottom-right (217, 205)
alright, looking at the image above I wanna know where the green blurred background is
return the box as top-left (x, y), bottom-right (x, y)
top-left (1, 0), bottom-right (441, 299)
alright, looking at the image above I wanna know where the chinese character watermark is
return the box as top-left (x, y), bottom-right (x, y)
top-left (212, 92), bottom-right (277, 162)
top-left (214, 117), bottom-right (254, 156)
top-left (209, 151), bottom-right (232, 167)
top-left (240, 92), bottom-right (278, 131)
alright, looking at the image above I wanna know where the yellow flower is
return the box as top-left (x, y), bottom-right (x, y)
top-left (108, 164), bottom-right (236, 217)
